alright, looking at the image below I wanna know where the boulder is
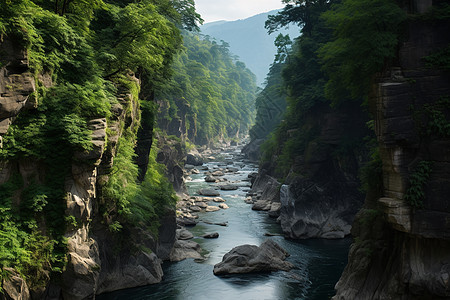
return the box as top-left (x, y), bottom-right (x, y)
top-left (213, 197), bottom-right (226, 203)
top-left (176, 217), bottom-right (198, 227)
top-left (226, 167), bottom-right (239, 173)
top-left (170, 240), bottom-right (203, 262)
top-left (184, 164), bottom-right (195, 170)
top-left (211, 170), bottom-right (224, 177)
top-left (186, 153), bottom-right (203, 166)
top-left (189, 205), bottom-right (202, 212)
top-left (2, 268), bottom-right (31, 300)
top-left (213, 240), bottom-right (294, 275)
top-left (203, 232), bottom-right (219, 239)
top-left (205, 175), bottom-right (217, 182)
top-left (203, 221), bottom-right (228, 227)
top-left (191, 169), bottom-right (200, 174)
top-left (252, 200), bottom-right (272, 211)
top-left (176, 228), bottom-right (194, 240)
top-left (195, 202), bottom-right (208, 209)
top-left (206, 206), bottom-right (220, 212)
top-left (219, 184), bottom-right (238, 191)
top-left (268, 202), bottom-right (282, 218)
top-left (219, 203), bottom-right (229, 209)
top-left (198, 189), bottom-right (220, 197)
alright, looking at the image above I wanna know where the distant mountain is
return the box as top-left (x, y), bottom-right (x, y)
top-left (200, 10), bottom-right (301, 87)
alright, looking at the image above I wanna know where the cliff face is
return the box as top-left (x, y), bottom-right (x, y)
top-left (0, 40), bottom-right (176, 299)
top-left (250, 102), bottom-right (368, 239)
top-left (334, 8), bottom-right (450, 299)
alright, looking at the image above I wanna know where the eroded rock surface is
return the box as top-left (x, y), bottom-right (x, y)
top-left (213, 240), bottom-right (293, 275)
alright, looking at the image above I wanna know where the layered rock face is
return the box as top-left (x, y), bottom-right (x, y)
top-left (0, 39), bottom-right (176, 299)
top-left (250, 103), bottom-right (367, 239)
top-left (334, 8), bottom-right (450, 299)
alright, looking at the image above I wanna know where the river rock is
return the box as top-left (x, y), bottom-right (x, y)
top-left (203, 221), bottom-right (228, 227)
top-left (176, 217), bottom-right (198, 227)
top-left (184, 164), bottom-right (195, 170)
top-left (268, 202), bottom-right (282, 218)
top-left (219, 203), bottom-right (229, 209)
top-left (219, 184), bottom-right (238, 191)
top-left (176, 229), bottom-right (194, 240)
top-left (252, 200), bottom-right (272, 211)
top-left (226, 167), bottom-right (239, 173)
top-left (2, 268), bottom-right (31, 300)
top-left (203, 232), bottom-right (219, 239)
top-left (205, 175), bottom-right (217, 182)
top-left (206, 206), bottom-right (220, 212)
top-left (186, 153), bottom-right (203, 166)
top-left (189, 205), bottom-right (202, 212)
top-left (191, 169), bottom-right (200, 174)
top-left (213, 240), bottom-right (293, 275)
top-left (170, 240), bottom-right (203, 262)
top-left (213, 197), bottom-right (225, 202)
top-left (195, 202), bottom-right (208, 208)
top-left (198, 188), bottom-right (220, 197)
top-left (211, 170), bottom-right (224, 177)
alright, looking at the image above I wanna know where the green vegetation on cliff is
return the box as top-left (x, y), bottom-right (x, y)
top-left (252, 0), bottom-right (406, 180)
top-left (0, 0), bottom-right (201, 292)
top-left (156, 33), bottom-right (257, 145)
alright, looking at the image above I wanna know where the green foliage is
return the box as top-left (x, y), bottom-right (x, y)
top-left (156, 33), bottom-right (257, 145)
top-left (424, 46), bottom-right (450, 71)
top-left (250, 63), bottom-right (287, 141)
top-left (92, 1), bottom-right (182, 79)
top-left (265, 0), bottom-right (332, 36)
top-left (319, 0), bottom-right (407, 101)
top-left (359, 142), bottom-right (382, 193)
top-left (129, 145), bottom-right (177, 235)
top-left (0, 0), bottom-right (203, 290)
top-left (0, 207), bottom-right (64, 290)
top-left (412, 95), bottom-right (450, 138)
top-left (404, 161), bottom-right (433, 208)
top-left (103, 131), bottom-right (139, 217)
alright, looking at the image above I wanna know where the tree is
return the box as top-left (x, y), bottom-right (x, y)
top-left (318, 0), bottom-right (407, 101)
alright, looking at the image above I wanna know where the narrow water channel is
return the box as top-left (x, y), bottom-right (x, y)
top-left (99, 146), bottom-right (350, 300)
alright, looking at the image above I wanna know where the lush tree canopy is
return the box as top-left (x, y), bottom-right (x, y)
top-left (157, 33), bottom-right (257, 145)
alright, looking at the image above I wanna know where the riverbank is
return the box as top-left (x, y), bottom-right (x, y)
top-left (98, 143), bottom-right (351, 299)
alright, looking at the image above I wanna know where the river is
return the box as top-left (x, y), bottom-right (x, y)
top-left (98, 146), bottom-right (350, 300)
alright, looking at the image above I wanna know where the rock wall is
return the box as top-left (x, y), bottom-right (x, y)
top-left (250, 102), bottom-right (367, 239)
top-left (334, 7), bottom-right (450, 299)
top-left (0, 39), bottom-right (176, 299)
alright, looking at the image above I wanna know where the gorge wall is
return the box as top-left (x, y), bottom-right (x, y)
top-left (333, 4), bottom-right (450, 299)
top-left (0, 38), bottom-right (175, 299)
top-left (248, 102), bottom-right (368, 239)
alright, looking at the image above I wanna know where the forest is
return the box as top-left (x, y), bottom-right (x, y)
top-left (0, 0), bottom-right (449, 298)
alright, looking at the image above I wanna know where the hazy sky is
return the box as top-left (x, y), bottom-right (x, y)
top-left (195, 0), bottom-right (284, 23)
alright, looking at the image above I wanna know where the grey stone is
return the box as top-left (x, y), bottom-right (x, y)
top-left (219, 184), bottom-right (238, 191)
top-left (203, 232), bottom-right (219, 239)
top-left (198, 188), bottom-right (220, 197)
top-left (170, 240), bottom-right (203, 262)
top-left (213, 240), bottom-right (293, 275)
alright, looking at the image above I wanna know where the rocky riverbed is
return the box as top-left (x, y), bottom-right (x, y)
top-left (98, 143), bottom-right (351, 300)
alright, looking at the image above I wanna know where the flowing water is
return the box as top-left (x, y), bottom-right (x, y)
top-left (98, 147), bottom-right (350, 300)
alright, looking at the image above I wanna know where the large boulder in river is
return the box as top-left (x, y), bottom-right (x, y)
top-left (213, 240), bottom-right (293, 275)
top-left (198, 188), bottom-right (220, 197)
top-left (186, 151), bottom-right (203, 166)
top-left (170, 240), bottom-right (203, 262)
top-left (176, 229), bottom-right (194, 240)
top-left (219, 184), bottom-right (238, 191)
top-left (252, 200), bottom-right (271, 211)
top-left (205, 175), bottom-right (217, 182)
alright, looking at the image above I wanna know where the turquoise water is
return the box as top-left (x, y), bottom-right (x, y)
top-left (98, 149), bottom-right (350, 300)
